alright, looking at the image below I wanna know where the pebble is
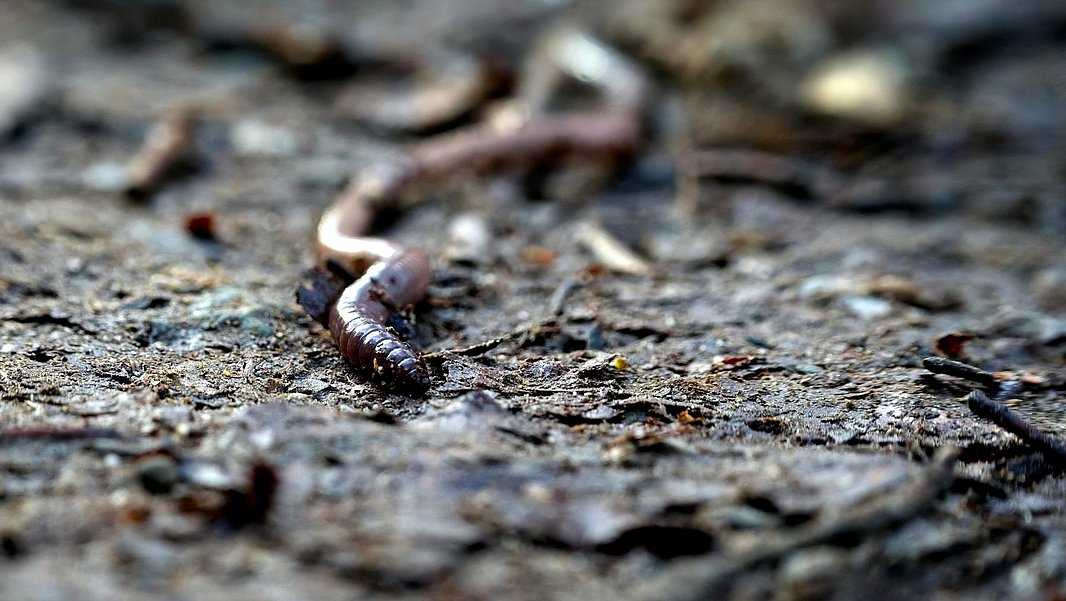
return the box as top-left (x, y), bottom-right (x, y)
top-left (1033, 267), bottom-right (1066, 311)
top-left (778, 546), bottom-right (848, 598)
top-left (238, 312), bottom-right (274, 338)
top-left (293, 377), bottom-right (331, 395)
top-left (842, 295), bottom-right (893, 320)
top-left (0, 46), bottom-right (48, 135)
top-left (230, 119), bottom-right (297, 157)
top-left (136, 456), bottom-right (181, 495)
top-left (82, 162), bottom-right (128, 192)
top-left (444, 213), bottom-right (492, 263)
top-left (802, 48), bottom-right (910, 124)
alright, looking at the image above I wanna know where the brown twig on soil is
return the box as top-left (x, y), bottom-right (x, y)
top-left (421, 335), bottom-right (511, 363)
top-left (193, 19), bottom-right (363, 79)
top-left (548, 276), bottom-right (585, 317)
top-left (574, 220), bottom-right (651, 276)
top-left (124, 108), bottom-right (197, 201)
top-left (631, 450), bottom-right (957, 601)
top-left (924, 356), bottom-right (1064, 467)
top-left (921, 356), bottom-right (1000, 388)
top-left (0, 426), bottom-right (123, 442)
top-left (677, 148), bottom-right (846, 214)
top-left (966, 391), bottom-right (1066, 466)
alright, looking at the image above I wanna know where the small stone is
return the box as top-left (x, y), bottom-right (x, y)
top-left (137, 456), bottom-right (181, 495)
top-left (802, 48), bottom-right (909, 124)
top-left (778, 546), bottom-right (848, 598)
top-left (82, 162), bottom-right (128, 191)
top-left (798, 274), bottom-right (849, 298)
top-left (294, 378), bottom-right (331, 395)
top-left (842, 295), bottom-right (893, 320)
top-left (1037, 318), bottom-right (1066, 345)
top-left (0, 46), bottom-right (48, 135)
top-left (444, 213), bottom-right (492, 263)
top-left (239, 313), bottom-right (273, 338)
top-left (230, 120), bottom-right (297, 157)
top-left (115, 532), bottom-right (182, 587)
top-left (1033, 267), bottom-right (1066, 311)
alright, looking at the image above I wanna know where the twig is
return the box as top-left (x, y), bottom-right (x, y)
top-left (631, 451), bottom-right (956, 601)
top-left (921, 356), bottom-right (999, 387)
top-left (966, 391), bottom-right (1066, 466)
top-left (422, 316), bottom-right (564, 363)
top-left (124, 108), bottom-right (197, 201)
top-left (574, 221), bottom-right (651, 276)
top-left (548, 276), bottom-right (584, 317)
top-left (516, 26), bottom-right (648, 116)
top-left (422, 334), bottom-right (511, 363)
top-left (0, 426), bottom-right (123, 442)
top-left (677, 148), bottom-right (845, 206)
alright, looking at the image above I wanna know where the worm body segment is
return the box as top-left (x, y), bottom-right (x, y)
top-left (327, 246), bottom-right (432, 396)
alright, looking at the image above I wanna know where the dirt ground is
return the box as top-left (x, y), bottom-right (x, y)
top-left (1, 1), bottom-right (1065, 599)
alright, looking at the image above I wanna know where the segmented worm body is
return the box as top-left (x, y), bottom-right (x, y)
top-left (312, 28), bottom-right (647, 396)
top-left (327, 244), bottom-right (433, 396)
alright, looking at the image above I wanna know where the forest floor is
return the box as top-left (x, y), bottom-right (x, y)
top-left (1, 1), bottom-right (1064, 600)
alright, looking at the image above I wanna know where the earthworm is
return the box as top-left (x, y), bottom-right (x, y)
top-left (311, 29), bottom-right (647, 396)
top-left (515, 26), bottom-right (648, 117)
top-left (336, 52), bottom-right (509, 133)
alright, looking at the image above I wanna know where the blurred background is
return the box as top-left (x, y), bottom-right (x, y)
top-left (2, 0), bottom-right (1065, 228)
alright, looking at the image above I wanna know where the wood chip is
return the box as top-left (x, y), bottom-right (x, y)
top-left (574, 221), bottom-right (651, 276)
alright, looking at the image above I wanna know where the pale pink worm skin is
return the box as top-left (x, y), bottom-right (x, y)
top-left (316, 184), bottom-right (434, 396)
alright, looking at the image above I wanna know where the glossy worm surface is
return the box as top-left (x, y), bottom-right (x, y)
top-left (327, 245), bottom-right (433, 396)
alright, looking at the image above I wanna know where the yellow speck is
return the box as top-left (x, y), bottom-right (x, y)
top-left (610, 356), bottom-right (629, 370)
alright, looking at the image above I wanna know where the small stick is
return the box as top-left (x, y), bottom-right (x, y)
top-left (124, 108), bottom-right (197, 201)
top-left (678, 148), bottom-right (845, 204)
top-left (966, 391), bottom-right (1066, 466)
top-left (921, 356), bottom-right (1000, 387)
top-left (0, 426), bottom-right (123, 442)
top-left (421, 315), bottom-right (562, 363)
top-left (422, 335), bottom-right (511, 362)
top-left (548, 276), bottom-right (584, 317)
top-left (573, 221), bottom-right (651, 276)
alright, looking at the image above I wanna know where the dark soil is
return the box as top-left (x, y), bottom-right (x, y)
top-left (1, 1), bottom-right (1064, 599)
